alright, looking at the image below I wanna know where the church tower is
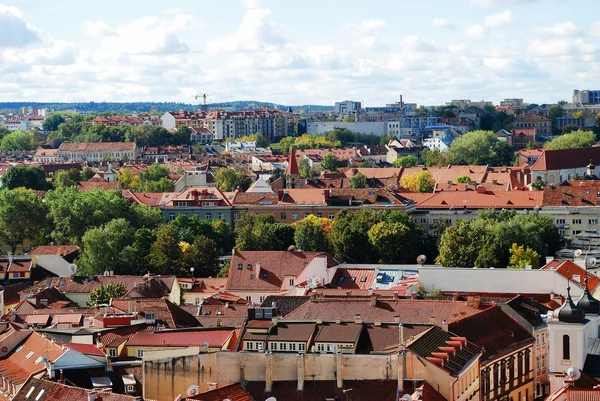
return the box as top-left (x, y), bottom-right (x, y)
top-left (286, 147), bottom-right (300, 189)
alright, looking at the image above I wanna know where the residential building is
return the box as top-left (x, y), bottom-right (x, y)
top-left (422, 125), bottom-right (460, 151)
top-left (33, 148), bottom-right (57, 163)
top-left (306, 121), bottom-right (387, 136)
top-left (56, 142), bottom-right (137, 162)
top-left (509, 128), bottom-right (537, 150)
top-left (334, 100), bottom-right (361, 114)
top-left (573, 89), bottom-right (600, 105)
top-left (446, 99), bottom-right (493, 109)
top-left (385, 139), bottom-right (422, 164)
top-left (1, 116), bottom-right (46, 132)
top-left (513, 113), bottom-right (551, 137)
top-left (500, 98), bottom-right (525, 109)
top-left (87, 115), bottom-right (161, 127)
top-left (126, 328), bottom-right (238, 357)
top-left (530, 147), bottom-right (600, 185)
top-left (14, 377), bottom-right (140, 401)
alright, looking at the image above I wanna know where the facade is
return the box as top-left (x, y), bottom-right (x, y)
top-left (334, 100), bottom-right (361, 114)
top-left (32, 148), bottom-right (57, 163)
top-left (509, 128), bottom-right (536, 150)
top-left (513, 113), bottom-right (551, 137)
top-left (56, 142), bottom-right (137, 162)
top-left (573, 89), bottom-right (600, 105)
top-left (530, 147), bottom-right (600, 185)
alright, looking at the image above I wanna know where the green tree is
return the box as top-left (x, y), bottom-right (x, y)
top-left (293, 215), bottom-right (332, 252)
top-left (172, 125), bottom-right (192, 145)
top-left (321, 151), bottom-right (339, 172)
top-left (137, 165), bottom-right (174, 192)
top-left (544, 130), bottom-right (596, 150)
top-left (121, 228), bottom-right (157, 275)
top-left (349, 172), bottom-right (367, 188)
top-left (217, 263), bottom-right (230, 278)
top-left (78, 218), bottom-right (135, 275)
top-left (1, 131), bottom-right (36, 151)
top-left (436, 219), bottom-right (497, 267)
top-left (278, 137), bottom-right (295, 154)
top-left (490, 141), bottom-right (515, 166)
top-left (52, 169), bottom-right (80, 188)
top-left (446, 130), bottom-right (499, 165)
top-left (368, 221), bottom-right (413, 264)
top-left (329, 210), bottom-right (382, 263)
top-left (147, 225), bottom-right (184, 275)
top-left (1, 165), bottom-right (48, 190)
top-left (182, 235), bottom-right (220, 277)
top-left (0, 189), bottom-right (49, 254)
top-left (456, 176), bottom-right (471, 184)
top-left (56, 119), bottom-right (84, 139)
top-left (393, 155), bottom-right (418, 167)
top-left (298, 157), bottom-right (311, 179)
top-left (42, 114), bottom-right (65, 132)
top-left (401, 171), bottom-right (435, 193)
top-left (235, 213), bottom-right (294, 251)
top-left (128, 204), bottom-right (163, 229)
top-left (508, 243), bottom-right (541, 269)
top-left (87, 283), bottom-right (126, 306)
top-left (214, 168), bottom-right (251, 191)
top-left (562, 125), bottom-right (581, 134)
top-left (421, 148), bottom-right (447, 167)
top-left (210, 219), bottom-right (234, 255)
top-left (81, 167), bottom-right (96, 181)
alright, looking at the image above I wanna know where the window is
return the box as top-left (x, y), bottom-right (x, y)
top-left (169, 213), bottom-right (175, 221)
top-left (262, 272), bottom-right (268, 279)
top-left (563, 335), bottom-right (570, 360)
top-left (279, 343), bottom-right (287, 351)
top-left (316, 213), bottom-right (322, 218)
top-left (280, 212), bottom-right (287, 220)
top-left (290, 343), bottom-right (296, 351)
top-left (13, 272), bottom-right (19, 278)
top-left (574, 230), bottom-right (582, 235)
top-left (245, 296), bottom-right (252, 302)
top-left (541, 333), bottom-right (545, 344)
top-left (126, 385), bottom-right (135, 393)
top-left (360, 277), bottom-right (367, 282)
top-left (556, 219), bottom-right (566, 225)
top-left (289, 279), bottom-right (295, 286)
top-left (246, 342), bottom-right (253, 350)
top-left (108, 348), bottom-right (117, 358)
top-left (317, 344), bottom-right (325, 352)
top-left (259, 296), bottom-right (265, 303)
top-left (329, 213), bottom-right (335, 220)
top-left (338, 277), bottom-right (345, 282)
top-left (270, 343), bottom-right (277, 351)
top-left (573, 219), bottom-right (582, 225)
top-left (326, 344), bottom-right (331, 352)
top-left (145, 313), bottom-right (155, 320)
top-left (137, 349), bottom-right (144, 358)
top-left (591, 219), bottom-right (598, 225)
top-left (25, 351), bottom-right (34, 359)
top-left (299, 343), bottom-right (306, 352)
top-left (237, 263), bottom-right (243, 270)
top-left (247, 264), bottom-right (252, 270)
top-left (257, 342), bottom-right (264, 350)
top-left (350, 277), bottom-right (356, 282)
top-left (249, 274), bottom-right (255, 280)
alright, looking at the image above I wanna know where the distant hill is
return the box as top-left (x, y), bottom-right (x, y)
top-left (0, 101), bottom-right (332, 114)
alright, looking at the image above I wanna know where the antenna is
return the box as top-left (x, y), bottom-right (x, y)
top-left (68, 264), bottom-right (78, 275)
top-left (566, 367), bottom-right (581, 381)
top-left (186, 384), bottom-right (200, 396)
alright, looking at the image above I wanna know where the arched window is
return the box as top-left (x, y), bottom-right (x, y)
top-left (563, 335), bottom-right (570, 360)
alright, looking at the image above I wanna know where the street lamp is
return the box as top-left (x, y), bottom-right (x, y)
top-left (190, 267), bottom-right (195, 277)
top-left (342, 388), bottom-right (353, 401)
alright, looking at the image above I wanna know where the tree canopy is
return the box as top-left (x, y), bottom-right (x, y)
top-left (1, 165), bottom-right (48, 190)
top-left (0, 189), bottom-right (49, 254)
top-left (401, 171), bottom-right (435, 193)
top-left (446, 130), bottom-right (514, 166)
top-left (214, 168), bottom-right (251, 191)
top-left (88, 283), bottom-right (126, 306)
top-left (544, 130), bottom-right (596, 150)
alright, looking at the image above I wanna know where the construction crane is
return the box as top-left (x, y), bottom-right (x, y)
top-left (194, 94), bottom-right (211, 111)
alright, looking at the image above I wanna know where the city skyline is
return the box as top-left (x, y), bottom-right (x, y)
top-left (1, 0), bottom-right (599, 105)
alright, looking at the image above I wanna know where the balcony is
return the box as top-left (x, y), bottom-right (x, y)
top-left (555, 224), bottom-right (570, 229)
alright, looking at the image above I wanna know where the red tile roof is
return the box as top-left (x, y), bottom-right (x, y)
top-left (284, 298), bottom-right (489, 323)
top-left (63, 342), bottom-right (105, 356)
top-left (13, 377), bottom-right (139, 401)
top-left (416, 190), bottom-right (543, 209)
top-left (540, 259), bottom-right (600, 291)
top-left (542, 181), bottom-right (600, 206)
top-left (332, 269), bottom-right (375, 289)
top-left (288, 147), bottom-right (299, 175)
top-left (226, 251), bottom-right (336, 292)
top-left (58, 142), bottom-right (136, 152)
top-left (187, 383), bottom-right (253, 401)
top-left (448, 305), bottom-right (533, 364)
top-left (27, 245), bottom-right (79, 257)
top-left (77, 180), bottom-right (120, 191)
top-left (531, 147), bottom-right (600, 171)
top-left (110, 298), bottom-right (200, 329)
top-left (127, 328), bottom-right (234, 348)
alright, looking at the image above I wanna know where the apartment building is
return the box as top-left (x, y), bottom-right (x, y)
top-left (514, 113), bottom-right (551, 137)
top-left (56, 142), bottom-right (137, 162)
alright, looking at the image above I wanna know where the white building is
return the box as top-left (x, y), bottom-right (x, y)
top-left (334, 100), bottom-right (361, 114)
top-left (56, 142), bottom-right (137, 162)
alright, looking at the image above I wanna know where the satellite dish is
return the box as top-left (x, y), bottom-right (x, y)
top-left (574, 249), bottom-right (583, 257)
top-left (566, 367), bottom-right (581, 381)
top-left (68, 264), bottom-right (78, 274)
top-left (312, 276), bottom-right (322, 287)
top-left (402, 395), bottom-right (412, 401)
top-left (265, 398), bottom-right (278, 401)
top-left (103, 270), bottom-right (110, 276)
top-left (587, 257), bottom-right (597, 267)
top-left (186, 384), bottom-right (200, 396)
top-left (287, 245), bottom-right (296, 252)
top-left (417, 255), bottom-right (427, 265)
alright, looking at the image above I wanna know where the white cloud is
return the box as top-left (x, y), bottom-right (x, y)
top-left (464, 24), bottom-right (489, 39)
top-left (0, 3), bottom-right (41, 48)
top-left (471, 0), bottom-right (542, 6)
top-left (345, 19), bottom-right (387, 34)
top-left (534, 21), bottom-right (582, 37)
top-left (431, 18), bottom-right (456, 29)
top-left (84, 21), bottom-right (113, 38)
top-left (241, 0), bottom-right (261, 9)
top-left (484, 10), bottom-right (514, 27)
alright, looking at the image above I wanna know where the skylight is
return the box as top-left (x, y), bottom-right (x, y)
top-left (35, 389), bottom-right (45, 401)
top-left (25, 387), bottom-right (35, 399)
top-left (25, 351), bottom-right (34, 359)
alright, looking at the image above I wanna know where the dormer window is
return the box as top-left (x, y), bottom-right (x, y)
top-left (247, 264), bottom-right (252, 270)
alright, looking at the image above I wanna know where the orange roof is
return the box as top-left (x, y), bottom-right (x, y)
top-left (540, 260), bottom-right (600, 291)
top-left (416, 190), bottom-right (543, 209)
top-left (27, 245), bottom-right (79, 257)
top-left (288, 148), bottom-right (299, 175)
top-left (59, 142), bottom-right (135, 152)
top-left (332, 269), bottom-right (375, 289)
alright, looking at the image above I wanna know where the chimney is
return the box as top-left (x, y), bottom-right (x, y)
top-left (473, 296), bottom-right (481, 309)
top-left (88, 393), bottom-right (97, 401)
top-left (374, 320), bottom-right (382, 327)
top-left (231, 248), bottom-right (236, 256)
top-left (206, 382), bottom-right (218, 391)
top-left (451, 292), bottom-right (458, 302)
top-left (394, 315), bottom-right (400, 324)
top-left (316, 317), bottom-right (323, 324)
top-left (354, 314), bottom-right (362, 324)
top-left (297, 353), bottom-right (305, 391)
top-left (460, 311), bottom-right (467, 319)
top-left (411, 291), bottom-right (417, 300)
top-left (128, 300), bottom-right (132, 314)
top-left (441, 320), bottom-right (448, 332)
top-left (271, 316), bottom-right (278, 326)
top-left (393, 291), bottom-right (400, 299)
top-left (399, 322), bottom-right (404, 346)
top-left (429, 316), bottom-right (437, 324)
top-left (453, 313), bottom-right (459, 322)
top-left (370, 294), bottom-right (377, 307)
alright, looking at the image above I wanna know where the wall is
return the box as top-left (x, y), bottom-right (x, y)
top-left (143, 350), bottom-right (400, 401)
top-left (418, 266), bottom-right (583, 298)
top-left (35, 255), bottom-right (72, 277)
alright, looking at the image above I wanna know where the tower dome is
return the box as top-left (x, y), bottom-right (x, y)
top-left (557, 285), bottom-right (586, 323)
top-left (576, 277), bottom-right (600, 315)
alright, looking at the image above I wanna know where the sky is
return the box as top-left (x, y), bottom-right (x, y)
top-left (0, 0), bottom-right (598, 106)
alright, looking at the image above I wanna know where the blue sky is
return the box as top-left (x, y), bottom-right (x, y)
top-left (1, 0), bottom-right (598, 106)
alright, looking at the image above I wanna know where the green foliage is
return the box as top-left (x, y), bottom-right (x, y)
top-left (447, 130), bottom-right (508, 165)
top-left (456, 176), bottom-right (471, 184)
top-left (168, 215), bottom-right (234, 256)
top-left (508, 243), bottom-right (541, 269)
top-left (217, 263), bottom-right (230, 278)
top-left (393, 155), bottom-right (418, 167)
top-left (1, 165), bottom-right (48, 190)
top-left (562, 125), bottom-right (581, 134)
top-left (81, 167), bottom-right (95, 181)
top-left (136, 165), bottom-right (174, 192)
top-left (293, 215), bottom-right (332, 252)
top-left (420, 148), bottom-right (447, 167)
top-left (87, 283), bottom-right (126, 306)
top-left (0, 189), bottom-right (49, 254)
top-left (235, 213), bottom-right (295, 251)
top-left (56, 119), bottom-right (84, 139)
top-left (548, 105), bottom-right (566, 134)
top-left (126, 125), bottom-right (174, 147)
top-left (214, 168), bottom-right (251, 191)
top-left (0, 131), bottom-right (38, 151)
top-left (147, 225), bottom-right (184, 275)
top-left (349, 172), bottom-right (367, 188)
top-left (436, 212), bottom-right (560, 268)
top-left (532, 179), bottom-right (547, 191)
top-left (52, 169), bottom-right (80, 188)
top-left (544, 130), bottom-right (596, 150)
top-left (120, 228), bottom-right (157, 275)
top-left (298, 157), bottom-right (312, 179)
top-left (42, 114), bottom-right (65, 132)
top-left (78, 218), bottom-right (135, 275)
top-left (74, 124), bottom-right (129, 143)
top-left (182, 235), bottom-right (220, 277)
top-left (321, 151), bottom-right (339, 172)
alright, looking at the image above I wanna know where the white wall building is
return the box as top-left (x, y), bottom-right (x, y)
top-left (56, 142), bottom-right (137, 162)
